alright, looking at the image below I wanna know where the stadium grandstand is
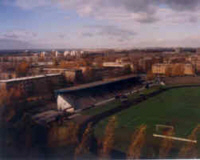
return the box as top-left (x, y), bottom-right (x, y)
top-left (55, 74), bottom-right (143, 112)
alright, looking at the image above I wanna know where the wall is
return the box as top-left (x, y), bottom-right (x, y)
top-left (0, 74), bottom-right (65, 96)
top-left (57, 95), bottom-right (74, 113)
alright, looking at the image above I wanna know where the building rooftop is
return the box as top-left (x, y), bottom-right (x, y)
top-left (0, 73), bottom-right (62, 83)
top-left (43, 68), bottom-right (81, 72)
top-left (153, 63), bottom-right (170, 66)
top-left (56, 74), bottom-right (143, 94)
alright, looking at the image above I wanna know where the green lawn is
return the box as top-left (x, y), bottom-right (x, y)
top-left (82, 86), bottom-right (161, 116)
top-left (82, 100), bottom-right (121, 116)
top-left (94, 87), bottom-right (200, 156)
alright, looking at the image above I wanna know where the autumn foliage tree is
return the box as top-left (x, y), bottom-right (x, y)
top-left (53, 58), bottom-right (59, 66)
top-left (171, 64), bottom-right (184, 76)
top-left (147, 70), bottom-right (155, 80)
top-left (123, 64), bottom-right (132, 75)
top-left (16, 62), bottom-right (29, 77)
top-left (94, 57), bottom-right (103, 67)
top-left (0, 88), bottom-right (10, 107)
top-left (178, 125), bottom-right (200, 158)
top-left (0, 87), bottom-right (24, 122)
top-left (48, 122), bottom-right (79, 147)
top-left (0, 87), bottom-right (23, 107)
top-left (165, 66), bottom-right (172, 77)
top-left (75, 123), bottom-right (93, 157)
top-left (83, 67), bottom-right (102, 82)
top-left (159, 128), bottom-right (174, 158)
top-left (127, 125), bottom-right (147, 159)
top-left (100, 116), bottom-right (117, 158)
top-left (59, 60), bottom-right (78, 68)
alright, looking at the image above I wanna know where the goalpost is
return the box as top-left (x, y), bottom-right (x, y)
top-left (154, 124), bottom-right (197, 143)
top-left (156, 124), bottom-right (174, 132)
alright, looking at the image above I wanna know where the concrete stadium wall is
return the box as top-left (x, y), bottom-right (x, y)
top-left (164, 76), bottom-right (200, 85)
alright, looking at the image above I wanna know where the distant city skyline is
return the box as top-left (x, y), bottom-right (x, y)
top-left (1, 0), bottom-right (200, 49)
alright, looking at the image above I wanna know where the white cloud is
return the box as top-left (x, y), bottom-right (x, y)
top-left (1, 30), bottom-right (38, 41)
top-left (64, 15), bottom-right (71, 20)
top-left (3, 0), bottom-right (200, 48)
top-left (8, 0), bottom-right (200, 25)
top-left (3, 0), bottom-right (51, 9)
top-left (0, 39), bottom-right (34, 49)
top-left (5, 0), bottom-right (200, 23)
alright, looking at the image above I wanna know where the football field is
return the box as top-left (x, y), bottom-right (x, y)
top-left (95, 87), bottom-right (200, 154)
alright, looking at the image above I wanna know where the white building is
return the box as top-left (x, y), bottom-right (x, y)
top-left (103, 62), bottom-right (134, 71)
top-left (57, 95), bottom-right (75, 113)
top-left (64, 51), bottom-right (70, 57)
top-left (103, 62), bottom-right (131, 67)
top-left (40, 51), bottom-right (46, 57)
top-left (80, 50), bottom-right (84, 54)
top-left (55, 51), bottom-right (60, 57)
top-left (71, 50), bottom-right (77, 56)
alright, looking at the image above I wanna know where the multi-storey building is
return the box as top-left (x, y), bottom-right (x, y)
top-left (42, 68), bottom-right (83, 83)
top-left (0, 74), bottom-right (65, 96)
top-left (152, 63), bottom-right (194, 76)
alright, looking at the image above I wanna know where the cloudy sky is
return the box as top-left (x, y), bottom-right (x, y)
top-left (1, 0), bottom-right (200, 49)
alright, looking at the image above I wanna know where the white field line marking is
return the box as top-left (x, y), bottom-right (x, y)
top-left (153, 134), bottom-right (197, 143)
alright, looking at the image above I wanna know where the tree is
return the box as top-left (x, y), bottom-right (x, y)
top-left (78, 58), bottom-right (92, 67)
top-left (100, 116), bottom-right (117, 158)
top-left (159, 128), bottom-right (174, 158)
top-left (75, 123), bottom-right (93, 157)
top-left (127, 125), bottom-right (147, 159)
top-left (0, 87), bottom-right (24, 122)
top-left (165, 66), bottom-right (172, 77)
top-left (147, 70), bottom-right (155, 80)
top-left (172, 64), bottom-right (184, 76)
top-left (94, 57), bottom-right (103, 67)
top-left (53, 58), bottom-right (59, 66)
top-left (60, 60), bottom-right (69, 68)
top-left (123, 64), bottom-right (132, 75)
top-left (178, 125), bottom-right (200, 158)
top-left (83, 67), bottom-right (102, 82)
top-left (16, 62), bottom-right (29, 77)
